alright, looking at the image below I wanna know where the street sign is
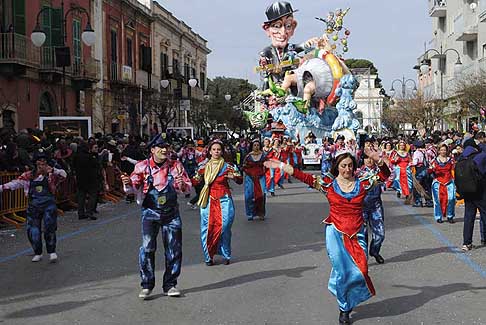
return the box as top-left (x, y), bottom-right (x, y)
top-left (180, 99), bottom-right (191, 111)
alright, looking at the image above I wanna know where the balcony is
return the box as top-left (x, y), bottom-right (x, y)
top-left (455, 13), bottom-right (478, 42)
top-left (429, 0), bottom-right (447, 17)
top-left (70, 57), bottom-right (100, 90)
top-left (109, 63), bottom-right (137, 88)
top-left (0, 33), bottom-right (40, 77)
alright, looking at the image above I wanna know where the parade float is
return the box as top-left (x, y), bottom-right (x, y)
top-left (244, 2), bottom-right (360, 143)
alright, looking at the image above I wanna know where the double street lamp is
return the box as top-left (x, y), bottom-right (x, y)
top-left (390, 76), bottom-right (417, 98)
top-left (417, 45), bottom-right (462, 130)
top-left (418, 45), bottom-right (462, 102)
top-left (31, 5), bottom-right (96, 115)
top-left (160, 77), bottom-right (198, 127)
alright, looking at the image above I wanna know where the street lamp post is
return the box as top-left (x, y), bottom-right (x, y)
top-left (418, 45), bottom-right (462, 130)
top-left (188, 78), bottom-right (197, 130)
top-left (31, 3), bottom-right (95, 115)
top-left (390, 76), bottom-right (417, 98)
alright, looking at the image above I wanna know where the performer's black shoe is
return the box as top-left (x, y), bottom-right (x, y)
top-left (396, 192), bottom-right (401, 198)
top-left (436, 219), bottom-right (443, 224)
top-left (78, 215), bottom-right (87, 220)
top-left (372, 254), bottom-right (385, 264)
top-left (448, 218), bottom-right (455, 224)
top-left (288, 179), bottom-right (292, 183)
top-left (89, 216), bottom-right (97, 220)
top-left (277, 184), bottom-right (285, 189)
top-left (270, 192), bottom-right (276, 197)
top-left (223, 259), bottom-right (230, 265)
top-left (339, 310), bottom-right (351, 325)
top-left (205, 260), bottom-right (213, 266)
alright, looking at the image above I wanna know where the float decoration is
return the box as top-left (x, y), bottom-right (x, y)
top-left (245, 1), bottom-right (358, 142)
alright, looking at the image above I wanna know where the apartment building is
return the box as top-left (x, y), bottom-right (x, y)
top-left (0, 0), bottom-right (99, 131)
top-left (417, 0), bottom-right (486, 130)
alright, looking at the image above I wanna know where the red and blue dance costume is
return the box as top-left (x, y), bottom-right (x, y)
top-left (292, 164), bottom-right (390, 312)
top-left (390, 150), bottom-right (412, 197)
top-left (265, 148), bottom-right (282, 193)
top-left (126, 158), bottom-right (191, 292)
top-left (195, 162), bottom-right (243, 263)
top-left (242, 153), bottom-right (267, 220)
top-left (428, 157), bottom-right (456, 221)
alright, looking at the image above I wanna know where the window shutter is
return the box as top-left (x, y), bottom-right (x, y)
top-left (73, 19), bottom-right (81, 69)
top-left (13, 0), bottom-right (26, 35)
top-left (51, 8), bottom-right (63, 47)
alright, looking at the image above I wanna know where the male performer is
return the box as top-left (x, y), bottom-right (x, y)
top-left (121, 134), bottom-right (192, 300)
top-left (0, 149), bottom-right (66, 263)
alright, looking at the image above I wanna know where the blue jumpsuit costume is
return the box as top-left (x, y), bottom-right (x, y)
top-left (361, 173), bottom-right (385, 257)
top-left (139, 163), bottom-right (182, 292)
top-left (27, 175), bottom-right (58, 255)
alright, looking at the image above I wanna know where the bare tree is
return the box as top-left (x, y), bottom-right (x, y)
top-left (144, 91), bottom-right (177, 132)
top-left (383, 93), bottom-right (443, 134)
top-left (453, 70), bottom-right (486, 131)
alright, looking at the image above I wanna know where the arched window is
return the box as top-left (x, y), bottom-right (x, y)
top-left (2, 109), bottom-right (15, 130)
top-left (39, 92), bottom-right (55, 116)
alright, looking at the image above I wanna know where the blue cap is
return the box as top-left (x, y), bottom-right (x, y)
top-left (147, 134), bottom-right (169, 149)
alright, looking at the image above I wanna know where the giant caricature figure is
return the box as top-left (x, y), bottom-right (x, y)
top-left (259, 1), bottom-right (350, 112)
top-left (259, 2), bottom-right (319, 90)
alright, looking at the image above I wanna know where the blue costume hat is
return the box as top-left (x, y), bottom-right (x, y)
top-left (147, 134), bottom-right (169, 149)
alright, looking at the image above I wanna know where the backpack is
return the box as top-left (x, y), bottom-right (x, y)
top-left (454, 152), bottom-right (482, 199)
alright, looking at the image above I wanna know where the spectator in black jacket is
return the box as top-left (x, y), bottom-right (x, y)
top-left (73, 142), bottom-right (100, 220)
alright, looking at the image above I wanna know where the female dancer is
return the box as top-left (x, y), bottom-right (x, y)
top-left (382, 141), bottom-right (395, 189)
top-left (265, 138), bottom-right (283, 196)
top-left (195, 140), bottom-right (242, 265)
top-left (390, 140), bottom-right (413, 203)
top-left (266, 148), bottom-right (390, 324)
top-left (428, 143), bottom-right (456, 224)
top-left (242, 139), bottom-right (267, 221)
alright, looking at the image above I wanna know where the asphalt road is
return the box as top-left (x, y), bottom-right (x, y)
top-left (1, 175), bottom-right (486, 325)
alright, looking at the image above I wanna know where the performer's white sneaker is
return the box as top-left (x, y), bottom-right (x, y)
top-left (163, 287), bottom-right (181, 297)
top-left (49, 253), bottom-right (58, 263)
top-left (138, 289), bottom-right (152, 300)
top-left (31, 255), bottom-right (42, 262)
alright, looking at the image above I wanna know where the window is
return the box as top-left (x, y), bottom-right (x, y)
top-left (191, 67), bottom-right (196, 79)
top-left (173, 58), bottom-right (180, 76)
top-left (73, 19), bottom-right (81, 73)
top-left (184, 63), bottom-right (190, 80)
top-left (110, 30), bottom-right (117, 62)
top-left (200, 72), bottom-right (206, 91)
top-left (160, 52), bottom-right (168, 77)
top-left (126, 38), bottom-right (133, 67)
top-left (139, 44), bottom-right (151, 72)
top-left (110, 30), bottom-right (118, 80)
top-left (13, 0), bottom-right (26, 35)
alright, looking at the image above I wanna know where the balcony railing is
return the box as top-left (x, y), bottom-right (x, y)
top-left (39, 47), bottom-right (99, 81)
top-left (71, 57), bottom-right (100, 81)
top-left (0, 33), bottom-right (40, 67)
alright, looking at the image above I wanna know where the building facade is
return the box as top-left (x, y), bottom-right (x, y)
top-left (151, 1), bottom-right (210, 136)
top-left (92, 0), bottom-right (211, 136)
top-left (417, 0), bottom-right (486, 130)
top-left (0, 0), bottom-right (99, 132)
top-left (352, 69), bottom-right (384, 135)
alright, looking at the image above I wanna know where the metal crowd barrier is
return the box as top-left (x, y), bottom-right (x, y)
top-left (0, 172), bottom-right (28, 228)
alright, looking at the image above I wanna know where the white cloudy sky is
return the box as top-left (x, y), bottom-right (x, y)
top-left (155, 0), bottom-right (431, 91)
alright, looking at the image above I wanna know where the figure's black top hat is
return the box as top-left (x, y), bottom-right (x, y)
top-left (265, 1), bottom-right (298, 24)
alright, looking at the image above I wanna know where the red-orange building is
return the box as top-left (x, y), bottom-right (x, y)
top-left (96, 0), bottom-right (155, 134)
top-left (0, 0), bottom-right (99, 131)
